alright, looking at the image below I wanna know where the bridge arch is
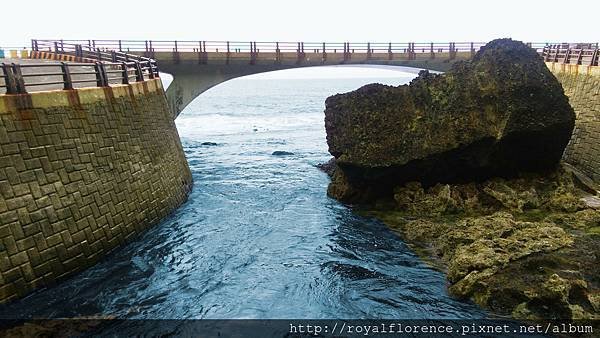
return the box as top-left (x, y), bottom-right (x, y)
top-left (160, 63), bottom-right (438, 117)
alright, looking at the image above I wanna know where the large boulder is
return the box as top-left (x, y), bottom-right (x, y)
top-left (325, 39), bottom-right (575, 203)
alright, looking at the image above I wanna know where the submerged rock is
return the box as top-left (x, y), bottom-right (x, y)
top-left (272, 151), bottom-right (295, 156)
top-left (324, 39), bottom-right (575, 203)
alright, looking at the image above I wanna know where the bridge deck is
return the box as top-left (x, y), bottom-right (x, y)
top-left (131, 50), bottom-right (474, 67)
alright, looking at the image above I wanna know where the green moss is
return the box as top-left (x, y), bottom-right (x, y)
top-left (586, 227), bottom-right (600, 235)
top-left (357, 169), bottom-right (600, 320)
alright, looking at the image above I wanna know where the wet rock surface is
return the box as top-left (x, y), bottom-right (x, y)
top-left (368, 167), bottom-right (600, 320)
top-left (325, 39), bottom-right (575, 203)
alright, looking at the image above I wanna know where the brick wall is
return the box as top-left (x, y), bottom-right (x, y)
top-left (549, 63), bottom-right (600, 182)
top-left (0, 79), bottom-right (192, 303)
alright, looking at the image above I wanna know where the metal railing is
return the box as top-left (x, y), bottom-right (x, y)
top-left (0, 40), bottom-right (160, 94)
top-left (541, 43), bottom-right (600, 66)
top-left (34, 39), bottom-right (553, 55)
top-left (1, 61), bottom-right (155, 94)
top-left (30, 40), bottom-right (561, 66)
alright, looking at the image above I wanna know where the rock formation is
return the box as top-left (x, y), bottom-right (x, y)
top-left (325, 39), bottom-right (575, 203)
top-left (322, 39), bottom-right (598, 320)
top-left (374, 167), bottom-right (600, 320)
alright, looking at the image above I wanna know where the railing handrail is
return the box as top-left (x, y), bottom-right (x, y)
top-left (541, 44), bottom-right (600, 66)
top-left (29, 39), bottom-right (570, 54)
top-left (0, 39), bottom-right (160, 94)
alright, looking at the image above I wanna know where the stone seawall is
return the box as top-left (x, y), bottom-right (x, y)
top-left (549, 63), bottom-right (600, 183)
top-left (0, 79), bottom-right (193, 303)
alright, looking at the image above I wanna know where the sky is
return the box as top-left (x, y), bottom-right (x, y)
top-left (1, 0), bottom-right (598, 48)
top-left (2, 0), bottom-right (598, 80)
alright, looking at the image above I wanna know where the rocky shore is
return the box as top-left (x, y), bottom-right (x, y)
top-left (368, 166), bottom-right (600, 320)
top-left (322, 39), bottom-right (599, 320)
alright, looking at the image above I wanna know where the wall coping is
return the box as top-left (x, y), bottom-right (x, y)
top-left (0, 78), bottom-right (164, 113)
top-left (545, 62), bottom-right (600, 76)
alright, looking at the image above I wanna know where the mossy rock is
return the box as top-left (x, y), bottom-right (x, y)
top-left (325, 39), bottom-right (575, 203)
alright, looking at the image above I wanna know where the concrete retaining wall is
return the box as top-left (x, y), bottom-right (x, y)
top-left (0, 79), bottom-right (192, 303)
top-left (548, 63), bottom-right (600, 182)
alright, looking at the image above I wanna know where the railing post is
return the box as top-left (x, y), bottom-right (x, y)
top-left (174, 40), bottom-right (178, 52)
top-left (226, 41), bottom-right (230, 64)
top-left (1, 63), bottom-right (18, 94)
top-left (543, 46), bottom-right (549, 61)
top-left (322, 42), bottom-right (326, 63)
top-left (388, 42), bottom-right (393, 60)
top-left (60, 62), bottom-right (73, 90)
top-left (54, 41), bottom-right (59, 53)
top-left (348, 42), bottom-right (352, 61)
top-left (197, 41), bottom-right (203, 64)
top-left (344, 42), bottom-right (349, 62)
top-left (134, 61), bottom-right (144, 82)
top-left (296, 42), bottom-right (305, 64)
top-left (563, 48), bottom-right (571, 64)
top-left (576, 48), bottom-right (584, 65)
top-left (430, 42), bottom-right (434, 59)
top-left (94, 62), bottom-right (108, 87)
top-left (367, 42), bottom-right (371, 60)
top-left (11, 63), bottom-right (26, 94)
top-left (118, 40), bottom-right (122, 52)
top-left (590, 49), bottom-right (598, 66)
top-left (147, 61), bottom-right (155, 79)
top-left (250, 41), bottom-right (257, 65)
top-left (145, 40), bottom-right (149, 52)
top-left (120, 62), bottom-right (129, 84)
top-left (470, 42), bottom-right (475, 58)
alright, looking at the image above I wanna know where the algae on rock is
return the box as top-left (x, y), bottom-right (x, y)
top-left (325, 39), bottom-right (575, 203)
top-left (371, 168), bottom-right (600, 320)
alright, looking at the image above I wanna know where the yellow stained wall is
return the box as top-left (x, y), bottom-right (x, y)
top-left (0, 79), bottom-right (192, 303)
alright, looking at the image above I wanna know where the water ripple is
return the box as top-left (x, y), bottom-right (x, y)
top-left (0, 76), bottom-right (486, 320)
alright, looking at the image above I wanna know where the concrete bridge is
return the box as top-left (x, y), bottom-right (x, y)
top-left (31, 40), bottom-right (560, 117)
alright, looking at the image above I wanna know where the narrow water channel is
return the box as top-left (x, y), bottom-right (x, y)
top-left (0, 68), bottom-right (485, 320)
